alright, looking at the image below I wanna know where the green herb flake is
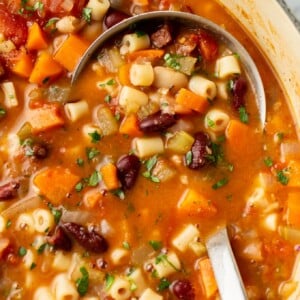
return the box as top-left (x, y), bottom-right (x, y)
top-left (149, 240), bottom-right (162, 251)
top-left (0, 108), bottom-right (6, 118)
top-left (185, 151), bottom-right (193, 166)
top-left (112, 188), bottom-right (125, 200)
top-left (6, 219), bottom-right (12, 229)
top-left (45, 18), bottom-right (59, 28)
top-left (158, 278), bottom-right (171, 291)
top-left (212, 177), bottom-right (229, 190)
top-left (88, 171), bottom-right (101, 187)
top-left (135, 30), bottom-right (146, 37)
top-left (33, 1), bottom-right (44, 11)
top-left (206, 117), bottom-right (215, 128)
top-left (115, 111), bottom-right (121, 121)
top-left (75, 181), bottom-right (84, 192)
top-left (18, 246), bottom-right (27, 257)
top-left (276, 132), bottom-right (284, 141)
top-left (227, 79), bottom-right (234, 92)
top-left (86, 147), bottom-right (100, 160)
top-left (104, 95), bottom-right (112, 103)
top-left (37, 243), bottom-right (48, 254)
top-left (76, 267), bottom-right (89, 296)
top-left (264, 157), bottom-right (273, 167)
top-left (129, 279), bottom-right (137, 291)
top-left (105, 273), bottom-right (115, 290)
top-left (88, 130), bottom-right (101, 143)
top-left (51, 208), bottom-right (62, 224)
top-left (164, 53), bottom-right (181, 70)
top-left (76, 158), bottom-right (84, 167)
top-left (122, 241), bottom-right (130, 250)
top-left (82, 7), bottom-right (92, 24)
top-left (239, 106), bottom-right (249, 124)
top-left (277, 169), bottom-right (289, 186)
top-left (142, 155), bottom-right (160, 183)
top-left (30, 262), bottom-right (37, 270)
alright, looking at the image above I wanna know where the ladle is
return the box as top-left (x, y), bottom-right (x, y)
top-left (71, 10), bottom-right (266, 125)
top-left (71, 10), bottom-right (265, 299)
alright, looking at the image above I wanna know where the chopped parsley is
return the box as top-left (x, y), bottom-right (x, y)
top-left (212, 177), bottom-right (229, 190)
top-left (142, 155), bottom-right (160, 183)
top-left (238, 106), bottom-right (249, 124)
top-left (18, 246), bottom-right (27, 257)
top-left (206, 117), bottom-right (215, 128)
top-left (264, 157), bottom-right (273, 167)
top-left (6, 219), bottom-right (12, 228)
top-left (82, 7), bottom-right (92, 24)
top-left (99, 79), bottom-right (116, 87)
top-left (105, 273), bottom-right (115, 290)
top-left (0, 108), bottom-right (6, 118)
top-left (135, 30), bottom-right (146, 37)
top-left (158, 278), bottom-right (171, 291)
top-left (122, 241), bottom-right (130, 250)
top-left (149, 240), bottom-right (162, 251)
top-left (104, 95), bottom-right (112, 103)
top-left (111, 188), bottom-right (125, 200)
top-left (48, 204), bottom-right (62, 224)
top-left (88, 171), bottom-right (101, 187)
top-left (185, 151), bottom-right (193, 166)
top-left (75, 181), bottom-right (84, 192)
top-left (30, 262), bottom-right (37, 270)
top-left (276, 132), bottom-right (284, 141)
top-left (277, 169), bottom-right (289, 186)
top-left (115, 111), bottom-right (121, 121)
top-left (86, 147), bottom-right (100, 160)
top-left (37, 243), bottom-right (48, 254)
top-left (155, 253), bottom-right (179, 271)
top-left (45, 17), bottom-right (59, 28)
top-left (206, 142), bottom-right (224, 165)
top-left (88, 131), bottom-right (101, 143)
top-left (76, 158), bottom-right (84, 167)
top-left (164, 53), bottom-right (181, 71)
top-left (76, 267), bottom-right (89, 296)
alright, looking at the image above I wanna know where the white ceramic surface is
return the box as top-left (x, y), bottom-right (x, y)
top-left (217, 0), bottom-right (300, 138)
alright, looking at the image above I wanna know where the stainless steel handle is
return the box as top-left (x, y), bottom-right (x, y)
top-left (206, 227), bottom-right (248, 300)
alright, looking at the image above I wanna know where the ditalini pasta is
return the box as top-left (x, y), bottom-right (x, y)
top-left (0, 0), bottom-right (297, 299)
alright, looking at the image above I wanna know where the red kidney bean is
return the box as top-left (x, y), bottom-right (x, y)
top-left (186, 131), bottom-right (212, 169)
top-left (63, 222), bottom-right (108, 253)
top-left (170, 279), bottom-right (195, 300)
top-left (48, 226), bottom-right (72, 251)
top-left (116, 154), bottom-right (141, 189)
top-left (0, 180), bottom-right (20, 200)
top-left (231, 76), bottom-right (247, 110)
top-left (139, 112), bottom-right (176, 133)
top-left (104, 9), bottom-right (129, 29)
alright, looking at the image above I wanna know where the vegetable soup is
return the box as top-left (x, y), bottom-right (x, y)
top-left (0, 0), bottom-right (299, 299)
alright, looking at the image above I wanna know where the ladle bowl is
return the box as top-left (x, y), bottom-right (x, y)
top-left (71, 10), bottom-right (266, 126)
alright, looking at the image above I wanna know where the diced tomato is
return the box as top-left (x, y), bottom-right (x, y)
top-left (263, 238), bottom-right (294, 260)
top-left (0, 4), bottom-right (28, 47)
top-left (198, 30), bottom-right (219, 61)
top-left (42, 0), bottom-right (87, 17)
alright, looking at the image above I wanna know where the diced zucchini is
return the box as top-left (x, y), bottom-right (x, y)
top-left (1, 82), bottom-right (18, 108)
top-left (166, 131), bottom-right (195, 154)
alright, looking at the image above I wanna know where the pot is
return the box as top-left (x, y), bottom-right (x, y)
top-left (217, 0), bottom-right (300, 137)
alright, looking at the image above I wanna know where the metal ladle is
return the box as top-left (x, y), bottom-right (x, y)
top-left (72, 10), bottom-right (266, 299)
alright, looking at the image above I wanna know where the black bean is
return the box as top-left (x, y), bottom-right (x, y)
top-left (48, 226), bottom-right (72, 251)
top-left (63, 222), bottom-right (108, 253)
top-left (170, 279), bottom-right (195, 300)
top-left (116, 154), bottom-right (141, 189)
top-left (231, 76), bottom-right (247, 110)
top-left (0, 180), bottom-right (20, 200)
top-left (104, 9), bottom-right (129, 29)
top-left (186, 131), bottom-right (212, 169)
top-left (139, 112), bottom-right (176, 133)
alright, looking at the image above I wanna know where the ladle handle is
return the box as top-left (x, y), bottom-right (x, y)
top-left (206, 227), bottom-right (248, 300)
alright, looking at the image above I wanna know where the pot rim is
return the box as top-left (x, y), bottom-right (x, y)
top-left (278, 0), bottom-right (300, 31)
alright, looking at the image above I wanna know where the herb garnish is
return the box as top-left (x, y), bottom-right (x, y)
top-left (277, 169), bottom-right (289, 185)
top-left (18, 246), bottom-right (27, 257)
top-left (164, 53), bottom-right (181, 70)
top-left (149, 240), bottom-right (162, 251)
top-left (76, 158), bottom-right (84, 167)
top-left (158, 278), bottom-right (171, 291)
top-left (105, 273), bottom-right (115, 290)
top-left (212, 177), bottom-right (229, 190)
top-left (88, 171), bottom-right (101, 187)
top-left (88, 131), bottom-right (101, 143)
top-left (82, 7), bottom-right (92, 24)
top-left (0, 108), bottom-right (6, 118)
top-left (239, 106), bottom-right (249, 124)
top-left (76, 267), bottom-right (89, 296)
top-left (111, 188), bottom-right (125, 200)
top-left (86, 147), bottom-right (100, 160)
top-left (142, 155), bottom-right (160, 183)
top-left (264, 157), bottom-right (273, 167)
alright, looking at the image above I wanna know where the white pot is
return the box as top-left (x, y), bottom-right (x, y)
top-left (218, 0), bottom-right (300, 136)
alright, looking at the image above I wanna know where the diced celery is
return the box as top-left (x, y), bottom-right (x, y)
top-left (96, 106), bottom-right (118, 136)
top-left (17, 122), bottom-right (33, 143)
top-left (166, 131), bottom-right (195, 154)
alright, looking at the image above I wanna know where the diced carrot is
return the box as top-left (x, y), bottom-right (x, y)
top-left (133, 0), bottom-right (149, 5)
top-left (101, 163), bottom-right (120, 191)
top-left (26, 22), bottom-right (48, 51)
top-left (287, 160), bottom-right (300, 188)
top-left (177, 188), bottom-right (217, 217)
top-left (175, 88), bottom-right (209, 113)
top-left (225, 119), bottom-right (250, 156)
top-left (11, 52), bottom-right (33, 78)
top-left (29, 51), bottom-right (64, 85)
top-left (33, 166), bottom-right (80, 204)
top-left (196, 257), bottom-right (218, 298)
top-left (119, 114), bottom-right (142, 136)
top-left (53, 34), bottom-right (89, 72)
top-left (118, 63), bottom-right (131, 86)
top-left (28, 103), bottom-right (65, 134)
top-left (287, 192), bottom-right (300, 228)
top-left (126, 49), bottom-right (164, 62)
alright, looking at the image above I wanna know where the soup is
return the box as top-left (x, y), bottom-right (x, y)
top-left (0, 0), bottom-right (299, 299)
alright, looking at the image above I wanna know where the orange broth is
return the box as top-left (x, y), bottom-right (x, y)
top-left (0, 0), bottom-right (299, 299)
